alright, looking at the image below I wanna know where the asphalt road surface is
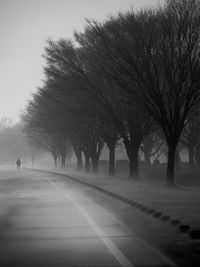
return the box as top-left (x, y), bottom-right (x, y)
top-left (0, 168), bottom-right (198, 267)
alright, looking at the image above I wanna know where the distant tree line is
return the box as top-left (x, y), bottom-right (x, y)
top-left (0, 118), bottom-right (40, 164)
top-left (23, 0), bottom-right (200, 186)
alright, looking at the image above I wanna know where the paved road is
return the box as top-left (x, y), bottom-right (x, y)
top-left (0, 168), bottom-right (197, 267)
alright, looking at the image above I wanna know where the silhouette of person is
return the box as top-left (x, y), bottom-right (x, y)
top-left (16, 158), bottom-right (21, 169)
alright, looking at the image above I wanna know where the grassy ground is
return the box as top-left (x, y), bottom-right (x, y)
top-left (38, 161), bottom-right (200, 229)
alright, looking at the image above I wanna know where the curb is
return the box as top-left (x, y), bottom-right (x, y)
top-left (30, 168), bottom-right (194, 237)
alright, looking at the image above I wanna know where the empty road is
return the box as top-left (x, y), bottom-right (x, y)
top-left (0, 168), bottom-right (196, 267)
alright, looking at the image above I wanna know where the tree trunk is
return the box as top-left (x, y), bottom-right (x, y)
top-left (84, 152), bottom-right (90, 172)
top-left (54, 157), bottom-right (57, 168)
top-left (60, 153), bottom-right (66, 168)
top-left (123, 137), bottom-right (140, 179)
top-left (52, 152), bottom-right (57, 168)
top-left (90, 151), bottom-right (99, 173)
top-left (91, 158), bottom-right (98, 173)
top-left (90, 147), bottom-right (100, 173)
top-left (77, 151), bottom-right (82, 170)
top-left (108, 143), bottom-right (116, 176)
top-left (167, 147), bottom-right (176, 186)
top-left (188, 145), bottom-right (195, 169)
top-left (73, 146), bottom-right (83, 171)
top-left (129, 146), bottom-right (139, 179)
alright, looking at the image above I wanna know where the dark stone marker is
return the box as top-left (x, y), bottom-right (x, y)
top-left (141, 206), bottom-right (149, 211)
top-left (161, 215), bottom-right (170, 221)
top-left (153, 212), bottom-right (162, 217)
top-left (180, 224), bottom-right (190, 233)
top-left (171, 219), bottom-right (181, 225)
top-left (190, 229), bottom-right (200, 240)
top-left (147, 209), bottom-right (156, 214)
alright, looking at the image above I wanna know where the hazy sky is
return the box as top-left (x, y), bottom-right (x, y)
top-left (0, 0), bottom-right (159, 122)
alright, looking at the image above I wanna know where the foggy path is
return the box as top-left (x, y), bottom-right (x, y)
top-left (0, 168), bottom-right (192, 267)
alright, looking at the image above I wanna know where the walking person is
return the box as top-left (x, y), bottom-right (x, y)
top-left (16, 158), bottom-right (21, 169)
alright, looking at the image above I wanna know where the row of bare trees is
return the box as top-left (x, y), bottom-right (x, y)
top-left (0, 119), bottom-right (41, 164)
top-left (23, 0), bottom-right (200, 186)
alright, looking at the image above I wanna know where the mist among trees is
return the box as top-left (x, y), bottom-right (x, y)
top-left (0, 117), bottom-right (42, 165)
top-left (22, 0), bottom-right (200, 186)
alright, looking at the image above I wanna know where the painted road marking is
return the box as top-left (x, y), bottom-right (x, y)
top-left (107, 213), bottom-right (176, 267)
top-left (43, 176), bottom-right (176, 267)
top-left (44, 177), bottom-right (134, 267)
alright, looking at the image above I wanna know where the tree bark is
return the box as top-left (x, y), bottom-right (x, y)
top-left (60, 153), bottom-right (66, 168)
top-left (91, 157), bottom-right (98, 173)
top-left (107, 142), bottom-right (116, 176)
top-left (90, 146), bottom-right (101, 174)
top-left (129, 146), bottom-right (140, 179)
top-left (129, 156), bottom-right (139, 178)
top-left (52, 152), bottom-right (58, 168)
top-left (167, 147), bottom-right (175, 186)
top-left (123, 137), bottom-right (140, 179)
top-left (77, 151), bottom-right (82, 170)
top-left (73, 145), bottom-right (83, 171)
top-left (108, 145), bottom-right (115, 176)
top-left (84, 152), bottom-right (90, 172)
top-left (53, 157), bottom-right (57, 168)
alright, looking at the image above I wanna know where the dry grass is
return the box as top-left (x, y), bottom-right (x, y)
top-left (41, 162), bottom-right (200, 228)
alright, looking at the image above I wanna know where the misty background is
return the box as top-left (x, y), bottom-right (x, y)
top-left (0, 0), bottom-right (158, 121)
top-left (0, 0), bottom-right (200, 189)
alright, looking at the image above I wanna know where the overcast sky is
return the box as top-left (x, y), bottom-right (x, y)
top-left (0, 0), bottom-right (159, 123)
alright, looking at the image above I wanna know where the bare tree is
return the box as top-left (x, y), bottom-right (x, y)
top-left (24, 128), bottom-right (60, 168)
top-left (181, 111), bottom-right (200, 168)
top-left (74, 0), bottom-right (200, 185)
top-left (140, 134), bottom-right (164, 165)
top-left (44, 39), bottom-right (153, 177)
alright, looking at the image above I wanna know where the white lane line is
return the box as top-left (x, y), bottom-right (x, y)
top-left (107, 213), bottom-right (176, 267)
top-left (44, 177), bottom-right (134, 267)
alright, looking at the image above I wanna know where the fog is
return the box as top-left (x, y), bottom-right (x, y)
top-left (1, 0), bottom-right (200, 266)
